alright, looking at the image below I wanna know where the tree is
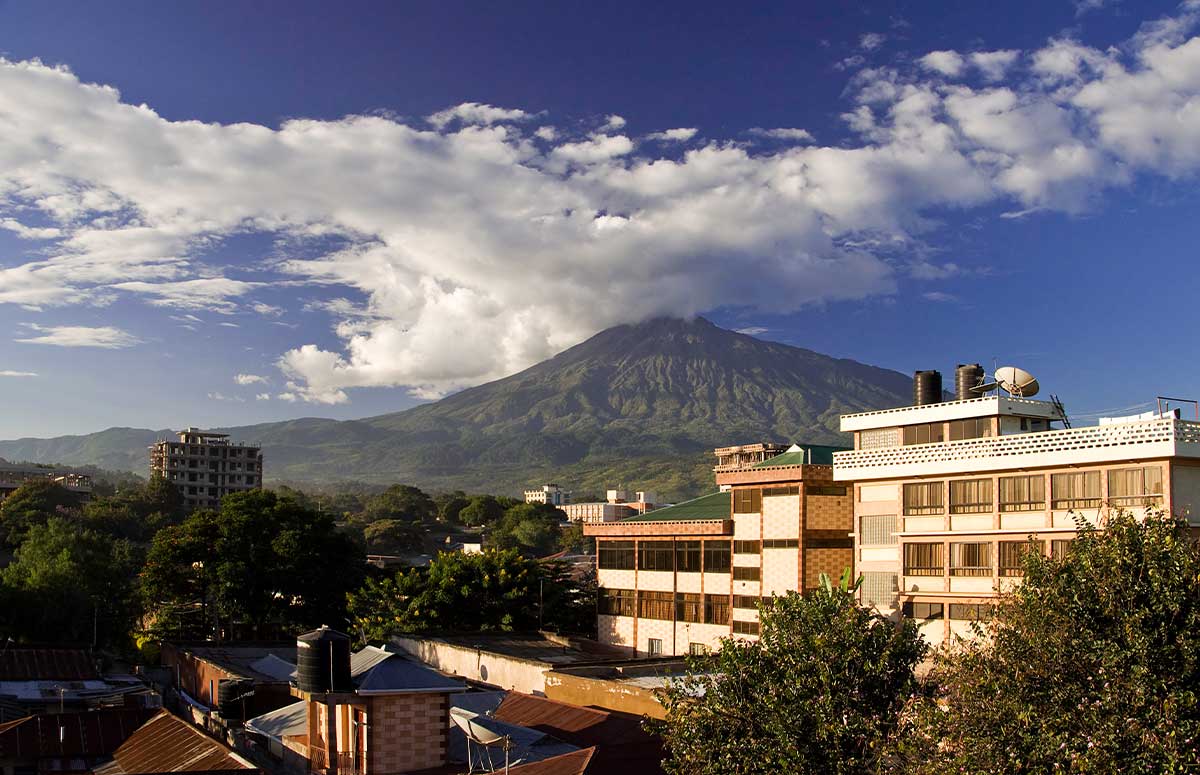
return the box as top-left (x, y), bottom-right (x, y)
top-left (558, 521), bottom-right (594, 554)
top-left (0, 479), bottom-right (81, 546)
top-left (141, 490), bottom-right (367, 638)
top-left (82, 474), bottom-right (185, 542)
top-left (489, 502), bottom-right (567, 556)
top-left (652, 572), bottom-right (927, 775)
top-left (363, 484), bottom-right (436, 524)
top-left (457, 495), bottom-right (506, 527)
top-left (894, 511), bottom-right (1200, 774)
top-left (0, 517), bottom-right (141, 649)
top-left (363, 519), bottom-right (424, 555)
top-left (435, 491), bottom-right (470, 524)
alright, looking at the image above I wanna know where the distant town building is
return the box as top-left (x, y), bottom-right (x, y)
top-left (0, 465), bottom-right (93, 502)
top-left (524, 483), bottom-right (571, 505)
top-left (585, 443), bottom-right (853, 656)
top-left (834, 373), bottom-right (1200, 648)
top-left (150, 427), bottom-right (262, 510)
top-left (712, 442), bottom-right (790, 473)
top-left (561, 488), bottom-right (661, 524)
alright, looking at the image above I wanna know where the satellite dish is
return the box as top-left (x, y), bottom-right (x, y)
top-left (450, 707), bottom-right (506, 746)
top-left (995, 366), bottom-right (1039, 398)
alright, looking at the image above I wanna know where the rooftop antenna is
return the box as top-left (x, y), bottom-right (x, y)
top-left (452, 707), bottom-right (513, 774)
top-left (994, 366), bottom-right (1040, 398)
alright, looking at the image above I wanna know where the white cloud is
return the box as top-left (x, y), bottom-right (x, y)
top-left (534, 126), bottom-right (558, 141)
top-left (427, 102), bottom-right (530, 129)
top-left (14, 324), bottom-right (142, 348)
top-left (235, 373), bottom-right (268, 385)
top-left (255, 392), bottom-right (271, 401)
top-left (747, 127), bottom-right (815, 142)
top-left (206, 391), bottom-right (245, 402)
top-left (645, 127), bottom-right (698, 142)
top-left (0, 218), bottom-right (61, 239)
top-left (603, 114), bottom-right (626, 130)
top-left (860, 33), bottom-right (887, 51)
top-left (735, 326), bottom-right (769, 336)
top-left (0, 7), bottom-right (1198, 403)
top-left (1075, 0), bottom-right (1115, 17)
top-left (922, 291), bottom-right (960, 303)
top-left (251, 302), bottom-right (283, 316)
top-left (920, 50), bottom-right (966, 77)
top-left (0, 370), bottom-right (38, 377)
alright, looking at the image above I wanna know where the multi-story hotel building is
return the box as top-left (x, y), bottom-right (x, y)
top-left (150, 427), bottom-right (263, 509)
top-left (523, 483), bottom-right (570, 505)
top-left (834, 383), bottom-right (1200, 648)
top-left (585, 443), bottom-right (853, 656)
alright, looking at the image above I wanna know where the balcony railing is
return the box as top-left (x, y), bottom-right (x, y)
top-left (309, 748), bottom-right (365, 775)
top-left (834, 418), bottom-right (1200, 480)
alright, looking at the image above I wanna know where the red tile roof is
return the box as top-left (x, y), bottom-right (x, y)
top-left (95, 711), bottom-right (254, 774)
top-left (493, 694), bottom-right (663, 775)
top-left (0, 649), bottom-right (98, 681)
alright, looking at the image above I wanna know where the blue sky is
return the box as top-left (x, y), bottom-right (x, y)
top-left (1, 0), bottom-right (1199, 438)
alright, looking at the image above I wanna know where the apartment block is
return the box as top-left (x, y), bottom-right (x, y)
top-left (150, 427), bottom-right (263, 510)
top-left (834, 383), bottom-right (1200, 648)
top-left (523, 483), bottom-right (570, 505)
top-left (585, 443), bottom-right (854, 656)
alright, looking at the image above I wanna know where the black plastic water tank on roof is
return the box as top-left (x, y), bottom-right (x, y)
top-left (913, 370), bottom-right (943, 406)
top-left (296, 626), bottom-right (353, 693)
top-left (955, 363), bottom-right (985, 401)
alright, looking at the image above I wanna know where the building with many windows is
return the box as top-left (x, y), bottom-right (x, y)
top-left (834, 385), bottom-right (1200, 648)
top-left (150, 427), bottom-right (263, 509)
top-left (523, 483), bottom-right (570, 505)
top-left (585, 443), bottom-right (853, 656)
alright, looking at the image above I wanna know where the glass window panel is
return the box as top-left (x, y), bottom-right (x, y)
top-left (903, 543), bottom-right (944, 576)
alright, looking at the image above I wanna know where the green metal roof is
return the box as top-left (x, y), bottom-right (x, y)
top-left (751, 444), bottom-right (850, 468)
top-left (621, 491), bottom-right (730, 522)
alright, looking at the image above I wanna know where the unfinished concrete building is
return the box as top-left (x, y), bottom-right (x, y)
top-left (150, 427), bottom-right (263, 510)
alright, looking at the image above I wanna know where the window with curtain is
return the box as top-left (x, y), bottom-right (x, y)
top-left (1051, 539), bottom-right (1073, 560)
top-left (598, 588), bottom-right (636, 616)
top-left (902, 422), bottom-right (945, 445)
top-left (903, 542), bottom-right (944, 576)
top-left (1051, 471), bottom-right (1102, 509)
top-left (637, 590), bottom-right (674, 620)
top-left (861, 514), bottom-right (898, 545)
top-left (902, 601), bottom-right (944, 619)
top-left (948, 417), bottom-right (993, 441)
top-left (950, 478), bottom-right (993, 514)
top-left (732, 566), bottom-right (761, 581)
top-left (949, 603), bottom-right (993, 621)
top-left (732, 595), bottom-right (761, 609)
top-left (763, 486), bottom-right (799, 497)
top-left (733, 540), bottom-right (761, 554)
top-left (675, 540), bottom-right (702, 573)
top-left (733, 488), bottom-right (763, 513)
top-left (702, 540), bottom-right (731, 572)
top-left (675, 592), bottom-right (703, 623)
top-left (950, 542), bottom-right (991, 576)
top-left (637, 541), bottom-right (674, 571)
top-left (732, 620), bottom-right (760, 635)
top-left (597, 541), bottom-right (635, 570)
top-left (1107, 466), bottom-right (1164, 508)
top-left (704, 594), bottom-right (730, 625)
top-left (999, 475), bottom-right (1045, 512)
top-left (903, 481), bottom-right (944, 515)
top-left (998, 540), bottom-right (1042, 576)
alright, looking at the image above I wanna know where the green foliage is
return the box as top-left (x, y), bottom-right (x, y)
top-left (0, 479), bottom-right (82, 546)
top-left (0, 517), bottom-right (141, 649)
top-left (488, 502), bottom-right (567, 557)
top-left (347, 549), bottom-right (595, 642)
top-left (362, 519), bottom-right (424, 554)
top-left (652, 573), bottom-right (927, 775)
top-left (363, 484), bottom-right (436, 524)
top-left (81, 474), bottom-right (185, 542)
top-left (458, 495), bottom-right (507, 527)
top-left (141, 489), bottom-right (367, 638)
top-left (895, 511), bottom-right (1200, 774)
top-left (557, 521), bottom-right (594, 554)
top-left (435, 491), bottom-right (470, 524)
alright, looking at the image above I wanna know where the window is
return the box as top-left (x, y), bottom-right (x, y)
top-left (704, 594), bottom-right (730, 625)
top-left (1051, 539), bottom-right (1072, 560)
top-left (861, 572), bottom-right (899, 609)
top-left (807, 485), bottom-right (848, 496)
top-left (903, 543), bottom-right (944, 576)
top-left (597, 541), bottom-right (635, 570)
top-left (703, 540), bottom-right (731, 572)
top-left (950, 542), bottom-right (991, 577)
top-left (763, 486), bottom-right (799, 497)
top-left (637, 591), bottom-right (674, 620)
top-left (732, 566), bottom-right (761, 581)
top-left (1107, 466), bottom-right (1164, 508)
top-left (1051, 471), bottom-right (1101, 510)
top-left (733, 488), bottom-right (763, 513)
top-left (949, 603), bottom-right (992, 622)
top-left (688, 643), bottom-right (709, 656)
top-left (675, 593), bottom-right (703, 623)
top-left (861, 515), bottom-right (897, 545)
top-left (999, 475), bottom-right (1045, 512)
top-left (950, 479), bottom-right (992, 514)
top-left (860, 427), bottom-right (901, 449)
top-left (998, 540), bottom-right (1041, 577)
top-left (732, 620), bottom-right (760, 635)
top-left (675, 540), bottom-right (702, 573)
top-left (732, 595), bottom-right (761, 609)
top-left (903, 482), bottom-right (944, 515)
top-left (902, 601), bottom-right (944, 620)
top-left (598, 588), bottom-right (635, 616)
top-left (762, 538), bottom-right (800, 549)
top-left (647, 638), bottom-right (663, 656)
top-left (948, 417), bottom-right (992, 441)
top-left (733, 540), bottom-right (761, 554)
top-left (638, 541), bottom-right (674, 571)
top-left (902, 422), bottom-right (944, 445)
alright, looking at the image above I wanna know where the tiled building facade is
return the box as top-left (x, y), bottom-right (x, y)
top-left (150, 427), bottom-right (263, 509)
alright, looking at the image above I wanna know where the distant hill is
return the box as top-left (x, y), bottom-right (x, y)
top-left (0, 318), bottom-right (913, 499)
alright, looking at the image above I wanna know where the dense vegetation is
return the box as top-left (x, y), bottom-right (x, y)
top-left (655, 511), bottom-right (1200, 774)
top-left (0, 318), bottom-right (912, 497)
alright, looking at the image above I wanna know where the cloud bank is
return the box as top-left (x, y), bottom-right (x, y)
top-left (1, 5), bottom-right (1199, 402)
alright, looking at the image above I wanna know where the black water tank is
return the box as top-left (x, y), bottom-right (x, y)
top-left (955, 363), bottom-right (985, 401)
top-left (296, 626), bottom-right (353, 693)
top-left (217, 678), bottom-right (253, 720)
top-left (913, 370), bottom-right (943, 406)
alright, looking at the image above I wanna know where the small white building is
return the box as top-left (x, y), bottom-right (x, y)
top-left (523, 484), bottom-right (570, 506)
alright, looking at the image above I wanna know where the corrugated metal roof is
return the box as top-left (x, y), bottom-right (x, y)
top-left (351, 647), bottom-right (464, 694)
top-left (174, 645), bottom-right (296, 684)
top-left (0, 650), bottom-right (98, 681)
top-left (750, 444), bottom-right (849, 468)
top-left (619, 491), bottom-right (728, 523)
top-left (508, 747), bottom-right (595, 775)
top-left (0, 709), bottom-right (150, 759)
top-left (96, 711), bottom-right (253, 774)
top-left (243, 702), bottom-right (306, 741)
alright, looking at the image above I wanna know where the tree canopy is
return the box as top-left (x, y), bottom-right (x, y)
top-left (653, 573), bottom-right (927, 775)
top-left (488, 502), bottom-right (568, 556)
top-left (0, 479), bottom-right (82, 546)
top-left (363, 484), bottom-right (437, 524)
